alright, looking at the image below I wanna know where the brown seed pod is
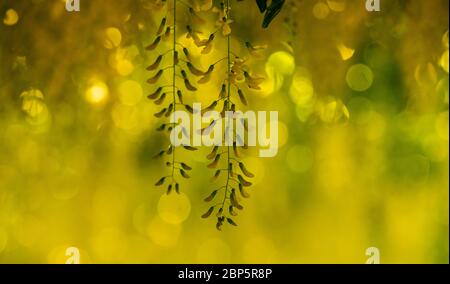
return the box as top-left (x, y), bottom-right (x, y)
top-left (184, 104), bottom-right (194, 114)
top-left (239, 183), bottom-right (250, 198)
top-left (154, 108), bottom-right (167, 118)
top-left (183, 47), bottom-right (192, 61)
top-left (207, 154), bottom-right (221, 169)
top-left (219, 84), bottom-right (227, 99)
top-left (238, 175), bottom-right (252, 187)
top-left (154, 92), bottom-right (167, 105)
top-left (233, 142), bottom-right (241, 158)
top-left (147, 55), bottom-right (163, 71)
top-left (184, 78), bottom-right (197, 91)
top-left (183, 145), bottom-right (198, 151)
top-left (202, 207), bottom-right (215, 219)
top-left (229, 206), bottom-right (238, 217)
top-left (146, 36), bottom-right (161, 51)
top-left (211, 170), bottom-right (221, 181)
top-left (207, 146), bottom-right (219, 160)
top-left (147, 87), bottom-right (163, 100)
top-left (187, 62), bottom-right (205, 76)
top-left (180, 169), bottom-right (190, 179)
top-left (156, 17), bottom-right (167, 35)
top-left (238, 89), bottom-right (248, 106)
top-left (177, 90), bottom-right (184, 104)
top-left (163, 27), bottom-right (171, 41)
top-left (155, 177), bottom-right (166, 186)
top-left (166, 184), bottom-right (173, 195)
top-left (202, 101), bottom-right (218, 115)
top-left (147, 70), bottom-right (164, 84)
top-left (239, 162), bottom-right (254, 178)
top-left (153, 150), bottom-right (165, 159)
top-left (181, 163), bottom-right (192, 171)
top-left (204, 190), bottom-right (218, 202)
top-left (227, 218), bottom-right (238, 226)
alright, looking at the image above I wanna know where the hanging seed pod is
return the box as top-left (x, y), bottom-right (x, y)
top-left (187, 62), bottom-right (205, 76)
top-left (181, 69), bottom-right (188, 79)
top-left (238, 175), bottom-right (252, 187)
top-left (166, 145), bottom-right (173, 155)
top-left (207, 154), bottom-right (221, 169)
top-left (239, 162), bottom-right (255, 178)
top-left (147, 70), bottom-right (164, 84)
top-left (205, 65), bottom-right (215, 75)
top-left (154, 108), bottom-right (167, 118)
top-left (155, 177), bottom-right (166, 186)
top-left (202, 101), bottom-right (218, 115)
top-left (181, 163), bottom-right (192, 171)
top-left (154, 92), bottom-right (167, 105)
top-left (174, 51), bottom-right (179, 65)
top-left (177, 90), bottom-right (184, 104)
top-left (184, 104), bottom-right (194, 113)
top-left (146, 36), bottom-right (161, 50)
top-left (166, 184), bottom-right (173, 195)
top-left (211, 170), bottom-right (221, 181)
top-left (219, 84), bottom-right (227, 99)
top-left (230, 189), bottom-right (240, 207)
top-left (156, 17), bottom-right (167, 35)
top-left (204, 190), bottom-right (218, 202)
top-left (153, 150), bottom-right (165, 159)
top-left (147, 55), bottom-right (163, 71)
top-left (233, 142), bottom-right (241, 158)
top-left (147, 87), bottom-right (163, 100)
top-left (184, 78), bottom-right (197, 91)
top-left (229, 163), bottom-right (235, 178)
top-left (163, 26), bottom-right (171, 41)
top-left (220, 100), bottom-right (229, 117)
top-left (229, 206), bottom-right (238, 217)
top-left (202, 207), bottom-right (215, 219)
top-left (239, 183), bottom-right (250, 198)
top-left (164, 103), bottom-right (174, 117)
top-left (175, 183), bottom-right (180, 194)
top-left (216, 208), bottom-right (224, 218)
top-left (157, 124), bottom-right (166, 131)
top-left (183, 145), bottom-right (198, 151)
top-left (183, 47), bottom-right (192, 61)
top-left (238, 89), bottom-right (248, 106)
top-left (180, 169), bottom-right (190, 179)
top-left (206, 34), bottom-right (215, 44)
top-left (227, 218), bottom-right (238, 226)
top-left (207, 146), bottom-right (219, 160)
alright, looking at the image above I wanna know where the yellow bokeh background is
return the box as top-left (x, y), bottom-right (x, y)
top-left (0, 0), bottom-right (448, 263)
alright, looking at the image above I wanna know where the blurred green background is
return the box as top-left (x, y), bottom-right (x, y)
top-left (0, 0), bottom-right (448, 264)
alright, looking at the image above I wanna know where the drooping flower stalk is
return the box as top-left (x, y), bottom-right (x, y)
top-left (202, 0), bottom-right (263, 230)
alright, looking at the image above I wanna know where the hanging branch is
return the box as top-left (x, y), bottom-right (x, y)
top-left (201, 0), bottom-right (264, 230)
top-left (146, 0), bottom-right (207, 195)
